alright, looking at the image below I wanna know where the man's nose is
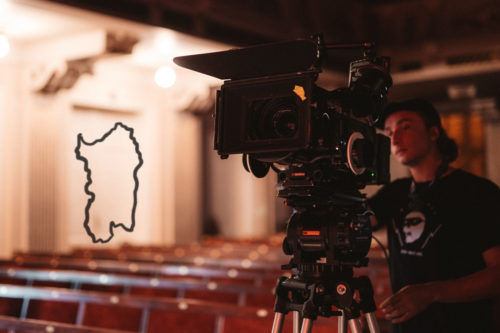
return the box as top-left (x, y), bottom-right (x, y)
top-left (391, 129), bottom-right (402, 145)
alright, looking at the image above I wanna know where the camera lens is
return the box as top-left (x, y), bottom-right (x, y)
top-left (250, 96), bottom-right (299, 140)
top-left (273, 109), bottom-right (297, 138)
top-left (346, 132), bottom-right (375, 175)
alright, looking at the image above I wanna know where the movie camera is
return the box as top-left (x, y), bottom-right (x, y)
top-left (174, 34), bottom-right (392, 333)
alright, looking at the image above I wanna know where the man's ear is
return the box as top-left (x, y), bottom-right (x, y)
top-left (429, 126), bottom-right (440, 141)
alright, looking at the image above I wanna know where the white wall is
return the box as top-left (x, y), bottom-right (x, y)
top-left (209, 152), bottom-right (278, 239)
top-left (0, 12), bottom-right (284, 256)
top-left (0, 20), bottom-right (226, 256)
top-left (66, 60), bottom-right (159, 248)
top-left (0, 47), bottom-right (30, 257)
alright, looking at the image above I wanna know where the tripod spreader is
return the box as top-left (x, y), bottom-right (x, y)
top-left (274, 275), bottom-right (342, 320)
top-left (272, 271), bottom-right (380, 333)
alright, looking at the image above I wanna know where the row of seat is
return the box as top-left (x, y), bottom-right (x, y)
top-left (0, 314), bottom-right (127, 333)
top-left (0, 282), bottom-right (280, 332)
top-left (3, 255), bottom-right (282, 288)
top-left (0, 238), bottom-right (391, 332)
top-left (74, 239), bottom-right (286, 266)
top-left (0, 267), bottom-right (276, 307)
top-left (0, 278), bottom-right (348, 332)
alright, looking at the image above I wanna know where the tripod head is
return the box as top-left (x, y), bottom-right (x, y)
top-left (273, 186), bottom-right (380, 333)
top-left (280, 186), bottom-right (373, 271)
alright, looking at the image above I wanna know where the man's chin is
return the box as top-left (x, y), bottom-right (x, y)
top-left (396, 155), bottom-right (418, 167)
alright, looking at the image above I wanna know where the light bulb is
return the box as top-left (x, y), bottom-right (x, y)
top-left (0, 34), bottom-right (10, 58)
top-left (154, 66), bottom-right (176, 88)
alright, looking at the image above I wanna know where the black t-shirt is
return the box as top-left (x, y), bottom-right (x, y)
top-left (368, 169), bottom-right (500, 333)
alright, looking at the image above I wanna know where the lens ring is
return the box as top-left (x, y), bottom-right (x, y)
top-left (346, 132), bottom-right (366, 175)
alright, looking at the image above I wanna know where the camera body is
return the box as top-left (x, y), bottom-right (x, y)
top-left (214, 56), bottom-right (391, 188)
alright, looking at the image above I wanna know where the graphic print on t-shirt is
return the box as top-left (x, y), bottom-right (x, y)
top-left (402, 210), bottom-right (425, 243)
top-left (393, 209), bottom-right (442, 257)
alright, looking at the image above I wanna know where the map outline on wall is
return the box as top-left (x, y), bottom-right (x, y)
top-left (75, 122), bottom-right (144, 243)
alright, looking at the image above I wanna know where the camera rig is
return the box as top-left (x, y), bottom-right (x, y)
top-left (174, 34), bottom-right (392, 333)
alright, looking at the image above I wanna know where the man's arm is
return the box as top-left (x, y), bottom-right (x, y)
top-left (380, 245), bottom-right (500, 324)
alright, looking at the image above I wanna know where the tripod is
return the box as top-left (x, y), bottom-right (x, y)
top-left (271, 265), bottom-right (380, 333)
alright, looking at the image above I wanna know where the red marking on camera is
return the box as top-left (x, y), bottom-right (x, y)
top-left (302, 230), bottom-right (320, 236)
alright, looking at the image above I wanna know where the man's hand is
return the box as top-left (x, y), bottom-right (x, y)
top-left (380, 283), bottom-right (436, 323)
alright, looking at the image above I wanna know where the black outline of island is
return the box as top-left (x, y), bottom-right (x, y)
top-left (75, 122), bottom-right (144, 243)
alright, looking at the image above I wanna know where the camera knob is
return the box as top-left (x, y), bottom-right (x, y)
top-left (282, 237), bottom-right (293, 255)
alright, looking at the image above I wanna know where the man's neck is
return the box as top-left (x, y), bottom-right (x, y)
top-left (409, 152), bottom-right (444, 183)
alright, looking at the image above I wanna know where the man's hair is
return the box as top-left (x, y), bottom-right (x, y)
top-left (382, 98), bottom-right (459, 167)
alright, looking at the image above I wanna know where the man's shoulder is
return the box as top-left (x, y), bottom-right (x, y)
top-left (447, 169), bottom-right (499, 189)
top-left (444, 169), bottom-right (500, 199)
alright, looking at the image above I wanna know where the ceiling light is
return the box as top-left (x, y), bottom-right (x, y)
top-left (155, 66), bottom-right (176, 88)
top-left (155, 31), bottom-right (175, 56)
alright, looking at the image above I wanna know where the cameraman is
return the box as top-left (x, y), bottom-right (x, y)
top-left (368, 99), bottom-right (500, 332)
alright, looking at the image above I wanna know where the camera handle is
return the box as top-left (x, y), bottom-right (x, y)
top-left (271, 274), bottom-right (380, 333)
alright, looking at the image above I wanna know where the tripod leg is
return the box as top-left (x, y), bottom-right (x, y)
top-left (299, 318), bottom-right (313, 333)
top-left (365, 312), bottom-right (380, 333)
top-left (271, 312), bottom-right (285, 333)
top-left (338, 310), bottom-right (347, 333)
top-left (292, 311), bottom-right (302, 333)
top-left (355, 276), bottom-right (381, 333)
top-left (348, 318), bottom-right (362, 333)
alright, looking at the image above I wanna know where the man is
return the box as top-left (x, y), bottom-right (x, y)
top-left (368, 99), bottom-right (500, 332)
